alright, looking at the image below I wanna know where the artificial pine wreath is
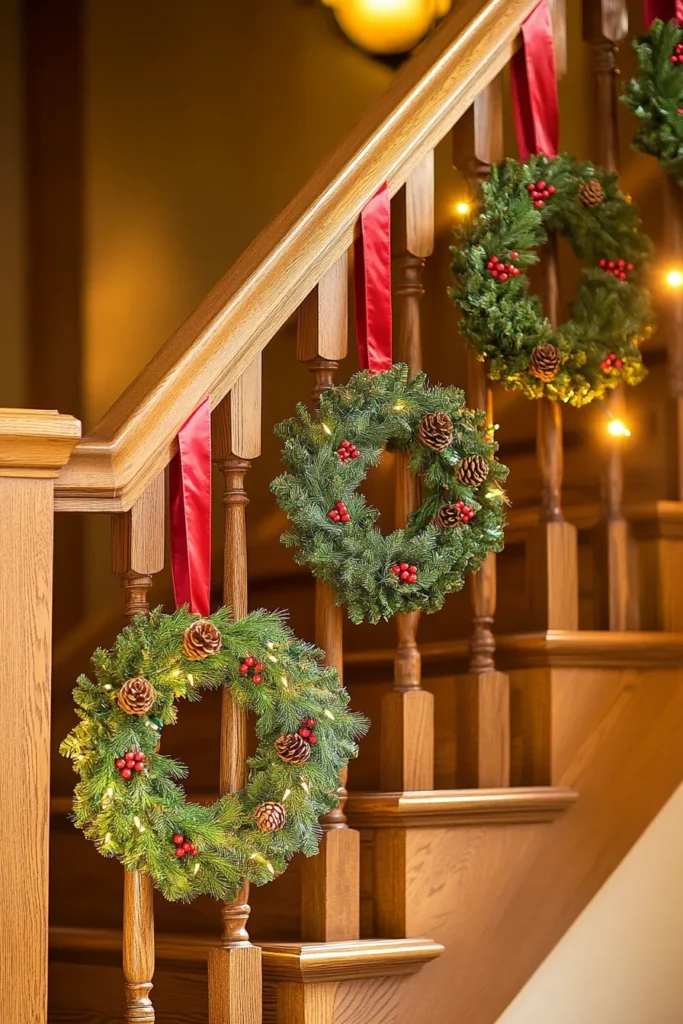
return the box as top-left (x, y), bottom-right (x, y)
top-left (623, 19), bottom-right (683, 186)
top-left (271, 364), bottom-right (508, 624)
top-left (450, 153), bottom-right (653, 406)
top-left (60, 606), bottom-right (368, 903)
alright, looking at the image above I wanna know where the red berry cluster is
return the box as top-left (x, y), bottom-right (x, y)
top-left (298, 718), bottom-right (318, 745)
top-left (328, 501), bottom-right (351, 523)
top-left (598, 258), bottom-right (634, 281)
top-left (486, 253), bottom-right (521, 283)
top-left (454, 500), bottom-right (475, 524)
top-left (239, 656), bottom-right (263, 683)
top-left (336, 440), bottom-right (360, 463)
top-left (526, 180), bottom-right (555, 208)
top-left (600, 352), bottom-right (624, 372)
top-left (670, 43), bottom-right (683, 63)
top-left (173, 833), bottom-right (198, 858)
top-left (391, 562), bottom-right (418, 584)
top-left (115, 750), bottom-right (145, 780)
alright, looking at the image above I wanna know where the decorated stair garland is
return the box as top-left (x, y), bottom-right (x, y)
top-left (60, 606), bottom-right (368, 903)
top-left (623, 18), bottom-right (683, 186)
top-left (271, 364), bottom-right (508, 624)
top-left (450, 153), bottom-right (653, 406)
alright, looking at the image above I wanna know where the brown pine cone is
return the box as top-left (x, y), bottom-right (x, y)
top-left (254, 801), bottom-right (287, 833)
top-left (434, 502), bottom-right (473, 528)
top-left (117, 677), bottom-right (157, 716)
top-left (182, 619), bottom-right (222, 660)
top-left (275, 733), bottom-right (312, 766)
top-left (457, 454), bottom-right (489, 487)
top-left (529, 344), bottom-right (562, 382)
top-left (417, 412), bottom-right (453, 451)
top-left (578, 178), bottom-right (604, 208)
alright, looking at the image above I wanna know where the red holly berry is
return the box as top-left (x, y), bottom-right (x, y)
top-left (239, 663), bottom-right (249, 674)
top-left (251, 674), bottom-right (262, 683)
top-left (391, 565), bottom-right (401, 575)
top-left (182, 841), bottom-right (192, 852)
top-left (328, 510), bottom-right (340, 521)
top-left (121, 768), bottom-right (133, 780)
top-left (499, 272), bottom-right (508, 281)
top-left (299, 727), bottom-right (312, 739)
top-left (176, 847), bottom-right (186, 858)
top-left (303, 718), bottom-right (316, 727)
top-left (599, 259), bottom-right (606, 267)
top-left (627, 263), bottom-right (634, 272)
top-left (134, 751), bottom-right (145, 762)
top-left (245, 657), bottom-right (255, 667)
top-left (408, 565), bottom-right (417, 573)
top-left (511, 251), bottom-right (519, 259)
top-left (134, 762), bottom-right (144, 772)
top-left (408, 574), bottom-right (418, 584)
top-left (309, 735), bottom-right (318, 744)
top-left (534, 200), bottom-right (543, 209)
top-left (400, 570), bottom-right (410, 581)
top-left (173, 834), bottom-right (184, 845)
top-left (115, 758), bottom-right (126, 769)
top-left (341, 513), bottom-right (351, 522)
top-left (400, 562), bottom-right (408, 570)
top-left (254, 662), bottom-right (264, 672)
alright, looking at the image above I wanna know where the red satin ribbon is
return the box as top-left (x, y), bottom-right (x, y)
top-left (354, 183), bottom-right (393, 373)
top-left (169, 397), bottom-right (212, 617)
top-left (510, 0), bottom-right (559, 162)
top-left (644, 0), bottom-right (683, 23)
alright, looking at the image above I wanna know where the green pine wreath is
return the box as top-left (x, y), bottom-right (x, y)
top-left (271, 364), bottom-right (508, 625)
top-left (623, 19), bottom-right (683, 186)
top-left (450, 153), bottom-right (653, 406)
top-left (60, 606), bottom-right (368, 903)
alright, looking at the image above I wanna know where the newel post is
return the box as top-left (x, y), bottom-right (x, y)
top-left (0, 409), bottom-right (80, 1024)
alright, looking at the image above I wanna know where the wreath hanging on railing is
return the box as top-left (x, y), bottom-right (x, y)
top-left (61, 606), bottom-right (368, 903)
top-left (623, 18), bottom-right (683, 187)
top-left (449, 153), bottom-right (653, 406)
top-left (271, 364), bottom-right (508, 625)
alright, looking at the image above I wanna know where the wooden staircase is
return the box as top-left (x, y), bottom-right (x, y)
top-left (4, 0), bottom-right (683, 1022)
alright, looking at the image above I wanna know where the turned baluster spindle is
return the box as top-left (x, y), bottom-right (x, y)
top-left (584, 0), bottom-right (632, 630)
top-left (208, 355), bottom-right (263, 1024)
top-left (378, 153), bottom-right (435, 793)
top-left (452, 79), bottom-right (510, 787)
top-left (297, 255), bottom-right (360, 942)
top-left (112, 472), bottom-right (165, 1024)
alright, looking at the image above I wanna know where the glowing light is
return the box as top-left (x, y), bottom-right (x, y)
top-left (133, 816), bottom-right (143, 830)
top-left (301, 781), bottom-right (310, 794)
top-left (486, 488), bottom-right (505, 500)
top-left (281, 675), bottom-right (289, 689)
top-left (268, 655), bottom-right (278, 663)
top-left (266, 861), bottom-right (275, 876)
top-left (282, 788), bottom-right (292, 802)
top-left (171, 669), bottom-right (181, 678)
top-left (267, 642), bottom-right (275, 649)
top-left (324, 0), bottom-right (452, 55)
top-left (393, 402), bottom-right (405, 411)
top-left (193, 863), bottom-right (200, 876)
top-left (187, 673), bottom-right (194, 688)
top-left (322, 423), bottom-right (333, 435)
top-left (104, 833), bottom-right (112, 845)
top-left (323, 709), bottom-right (335, 720)
top-left (455, 201), bottom-right (470, 216)
top-left (103, 684), bottom-right (112, 691)
top-left (607, 418), bottom-right (631, 438)
top-left (106, 787), bottom-right (114, 798)
top-left (667, 269), bottom-right (683, 288)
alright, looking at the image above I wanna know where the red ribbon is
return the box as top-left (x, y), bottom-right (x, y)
top-left (644, 0), bottom-right (683, 23)
top-left (354, 183), bottom-right (393, 373)
top-left (169, 398), bottom-right (212, 617)
top-left (510, 0), bottom-right (559, 162)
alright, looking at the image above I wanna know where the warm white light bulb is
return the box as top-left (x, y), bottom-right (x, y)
top-left (455, 201), bottom-right (470, 216)
top-left (607, 418), bottom-right (631, 438)
top-left (667, 269), bottom-right (683, 288)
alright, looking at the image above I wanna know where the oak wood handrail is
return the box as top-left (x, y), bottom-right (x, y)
top-left (54, 0), bottom-right (537, 512)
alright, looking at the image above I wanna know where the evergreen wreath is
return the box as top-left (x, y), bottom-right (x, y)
top-left (623, 19), bottom-right (683, 186)
top-left (450, 153), bottom-right (653, 406)
top-left (271, 364), bottom-right (508, 625)
top-left (60, 606), bottom-right (368, 903)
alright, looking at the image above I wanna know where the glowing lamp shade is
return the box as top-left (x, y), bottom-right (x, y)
top-left (324, 0), bottom-right (452, 55)
top-left (666, 269), bottom-right (683, 288)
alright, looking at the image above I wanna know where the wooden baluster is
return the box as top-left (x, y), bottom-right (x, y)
top-left (208, 355), bottom-right (263, 1024)
top-left (112, 472), bottom-right (165, 1023)
top-left (381, 152), bottom-right (435, 793)
top-left (525, 2), bottom-right (578, 632)
top-left (298, 255), bottom-right (361, 942)
top-left (0, 410), bottom-right (80, 1024)
top-left (452, 79), bottom-right (510, 787)
top-left (583, 0), bottom-right (634, 630)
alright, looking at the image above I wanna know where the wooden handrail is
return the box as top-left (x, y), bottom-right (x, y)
top-left (54, 0), bottom-right (536, 513)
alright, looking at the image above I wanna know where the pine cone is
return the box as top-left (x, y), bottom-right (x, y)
top-left (434, 502), bottom-right (473, 528)
top-left (529, 344), bottom-right (561, 382)
top-left (275, 733), bottom-right (312, 766)
top-left (417, 412), bottom-right (453, 451)
top-left (254, 801), bottom-right (287, 833)
top-left (457, 454), bottom-right (489, 487)
top-left (182, 620), bottom-right (222, 660)
top-left (117, 677), bottom-right (157, 716)
top-left (579, 178), bottom-right (604, 208)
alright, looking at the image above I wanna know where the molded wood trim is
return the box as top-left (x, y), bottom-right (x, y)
top-left (346, 787), bottom-right (577, 828)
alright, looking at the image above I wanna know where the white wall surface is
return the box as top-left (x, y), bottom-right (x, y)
top-left (497, 782), bottom-right (683, 1024)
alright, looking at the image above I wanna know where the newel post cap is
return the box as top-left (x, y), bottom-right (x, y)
top-left (0, 408), bottom-right (82, 478)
